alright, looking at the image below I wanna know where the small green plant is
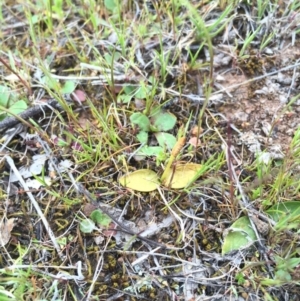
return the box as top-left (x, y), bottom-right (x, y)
top-left (235, 272), bottom-right (246, 285)
top-left (50, 0), bottom-right (64, 19)
top-left (261, 254), bottom-right (300, 286)
top-left (117, 77), bottom-right (158, 113)
top-left (117, 82), bottom-right (152, 104)
top-left (0, 85), bottom-right (27, 121)
top-left (40, 76), bottom-right (76, 95)
top-left (130, 108), bottom-right (177, 162)
top-left (80, 209), bottom-right (112, 234)
top-left (118, 136), bottom-right (209, 191)
top-left (222, 201), bottom-right (300, 254)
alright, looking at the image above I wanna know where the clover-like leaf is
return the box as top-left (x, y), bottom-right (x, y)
top-left (135, 85), bottom-right (151, 99)
top-left (133, 146), bottom-right (164, 161)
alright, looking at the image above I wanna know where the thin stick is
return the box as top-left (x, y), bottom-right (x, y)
top-left (0, 99), bottom-right (66, 132)
top-left (226, 120), bottom-right (236, 216)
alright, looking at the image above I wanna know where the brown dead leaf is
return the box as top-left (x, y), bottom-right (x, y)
top-left (0, 218), bottom-right (15, 247)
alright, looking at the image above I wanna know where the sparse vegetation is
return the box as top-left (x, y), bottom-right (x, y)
top-left (1, 0), bottom-right (300, 300)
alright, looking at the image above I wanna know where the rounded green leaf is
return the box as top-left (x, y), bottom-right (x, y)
top-left (137, 131), bottom-right (148, 144)
top-left (130, 112), bottom-right (150, 131)
top-left (124, 86), bottom-right (135, 95)
top-left (90, 209), bottom-right (111, 227)
top-left (136, 146), bottom-right (163, 157)
top-left (222, 216), bottom-right (256, 255)
top-left (135, 85), bottom-right (151, 99)
top-left (155, 132), bottom-right (176, 150)
top-left (104, 0), bottom-right (116, 11)
top-left (119, 169), bottom-right (159, 192)
top-left (151, 111), bottom-right (176, 131)
top-left (8, 100), bottom-right (27, 115)
top-left (61, 80), bottom-right (76, 94)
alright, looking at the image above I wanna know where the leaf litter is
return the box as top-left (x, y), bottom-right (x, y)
top-left (0, 218), bottom-right (15, 247)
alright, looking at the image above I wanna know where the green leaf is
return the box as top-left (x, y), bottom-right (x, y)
top-left (7, 100), bottom-right (27, 115)
top-left (137, 131), bottom-right (148, 144)
top-left (80, 219), bottom-right (96, 233)
top-left (30, 15), bottom-right (39, 24)
top-left (235, 273), bottom-right (246, 285)
top-left (267, 201), bottom-right (300, 221)
top-left (135, 85), bottom-right (151, 99)
top-left (124, 85), bottom-right (135, 95)
top-left (118, 94), bottom-right (132, 103)
top-left (117, 86), bottom-right (136, 103)
top-left (151, 111), bottom-right (177, 131)
top-left (57, 139), bottom-right (69, 147)
top-left (0, 85), bottom-right (10, 107)
top-left (119, 169), bottom-right (159, 192)
top-left (136, 146), bottom-right (163, 157)
top-left (130, 112), bottom-right (150, 131)
top-left (222, 216), bottom-right (256, 255)
top-left (41, 76), bottom-right (60, 90)
top-left (267, 201), bottom-right (300, 230)
top-left (260, 278), bottom-right (287, 286)
top-left (90, 209), bottom-right (111, 227)
top-left (104, 0), bottom-right (116, 11)
top-left (275, 270), bottom-right (292, 282)
top-left (275, 256), bottom-right (300, 271)
top-left (155, 132), bottom-right (176, 150)
top-left (61, 80), bottom-right (76, 94)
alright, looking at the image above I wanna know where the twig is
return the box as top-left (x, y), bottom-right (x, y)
top-left (5, 155), bottom-right (64, 260)
top-left (226, 119), bottom-right (236, 216)
top-left (0, 98), bottom-right (67, 132)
